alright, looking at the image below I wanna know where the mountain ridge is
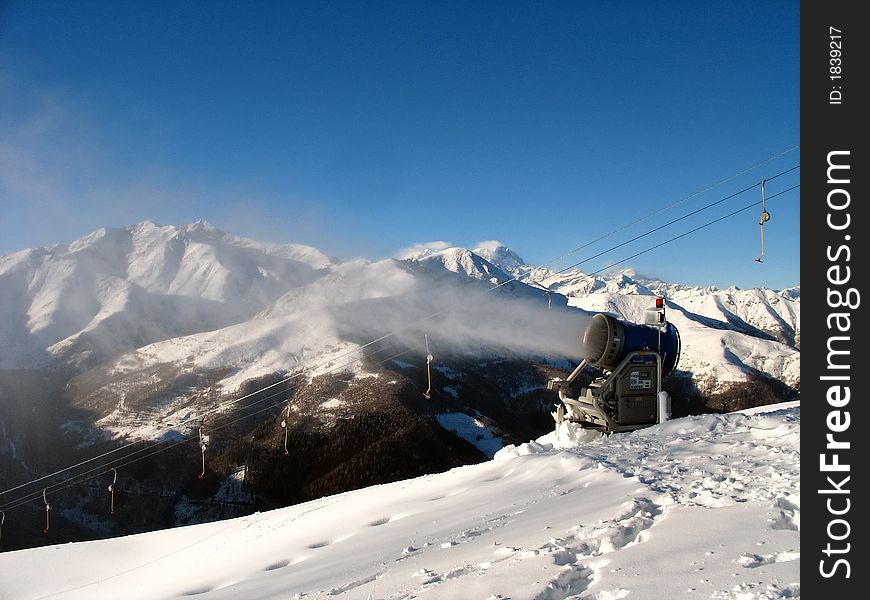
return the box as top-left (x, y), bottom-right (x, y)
top-left (0, 222), bottom-right (799, 389)
top-left (0, 221), bottom-right (800, 552)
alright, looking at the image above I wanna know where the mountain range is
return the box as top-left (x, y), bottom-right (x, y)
top-left (0, 221), bottom-right (799, 550)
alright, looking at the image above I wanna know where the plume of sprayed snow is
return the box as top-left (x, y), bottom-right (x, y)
top-left (327, 272), bottom-right (589, 361)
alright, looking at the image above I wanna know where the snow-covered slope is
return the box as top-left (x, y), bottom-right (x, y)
top-left (0, 402), bottom-right (800, 600)
top-left (86, 257), bottom-right (418, 417)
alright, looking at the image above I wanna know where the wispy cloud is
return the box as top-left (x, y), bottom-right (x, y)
top-left (0, 88), bottom-right (83, 245)
top-left (0, 74), bottom-right (382, 259)
top-left (395, 241), bottom-right (454, 260)
top-left (0, 78), bottom-right (169, 251)
top-left (0, 75), bottom-right (281, 253)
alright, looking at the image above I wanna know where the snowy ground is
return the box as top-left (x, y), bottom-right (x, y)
top-left (0, 402), bottom-right (800, 600)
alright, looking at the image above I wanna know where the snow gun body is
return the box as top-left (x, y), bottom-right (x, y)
top-left (548, 297), bottom-right (680, 434)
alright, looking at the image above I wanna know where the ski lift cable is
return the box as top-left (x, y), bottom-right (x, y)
top-left (0, 374), bottom-right (294, 498)
top-left (0, 345), bottom-right (414, 513)
top-left (0, 150), bottom-right (799, 506)
top-left (1, 346), bottom-right (415, 513)
top-left (448, 163), bottom-right (799, 301)
top-left (359, 182), bottom-right (801, 383)
top-left (0, 378), bottom-right (309, 512)
top-left (526, 144), bottom-right (798, 273)
top-left (0, 334), bottom-right (407, 499)
top-left (407, 165), bottom-right (798, 321)
top-left (3, 330), bottom-right (410, 506)
top-left (549, 165), bottom-right (799, 276)
top-left (0, 371), bottom-right (351, 510)
top-left (0, 348), bottom-right (409, 512)
top-left (587, 184), bottom-right (800, 277)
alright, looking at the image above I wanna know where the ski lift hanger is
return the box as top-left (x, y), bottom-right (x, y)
top-left (108, 468), bottom-right (118, 515)
top-left (198, 424), bottom-right (210, 480)
top-left (42, 488), bottom-right (51, 534)
top-left (755, 179), bottom-right (771, 263)
top-left (423, 334), bottom-right (434, 400)
top-left (281, 404), bottom-right (290, 456)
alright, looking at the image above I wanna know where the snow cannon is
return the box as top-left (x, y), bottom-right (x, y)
top-left (582, 313), bottom-right (680, 379)
top-left (548, 297), bottom-right (681, 434)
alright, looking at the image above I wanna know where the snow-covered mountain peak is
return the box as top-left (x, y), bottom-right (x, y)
top-left (604, 271), bottom-right (654, 294)
top-left (410, 246), bottom-right (512, 284)
top-left (0, 221), bottom-right (334, 370)
top-left (67, 226), bottom-right (109, 252)
top-left (133, 219), bottom-right (162, 230)
top-left (534, 268), bottom-right (653, 297)
top-left (182, 219), bottom-right (219, 234)
top-left (471, 240), bottom-right (527, 274)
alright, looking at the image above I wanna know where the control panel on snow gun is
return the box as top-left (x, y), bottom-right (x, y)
top-left (547, 297), bottom-right (680, 434)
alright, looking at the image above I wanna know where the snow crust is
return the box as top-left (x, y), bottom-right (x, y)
top-left (0, 403), bottom-right (799, 600)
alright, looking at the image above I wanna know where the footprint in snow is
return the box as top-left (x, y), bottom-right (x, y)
top-left (262, 559), bottom-right (290, 571)
top-left (180, 586), bottom-right (213, 596)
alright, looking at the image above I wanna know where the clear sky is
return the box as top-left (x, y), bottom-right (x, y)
top-left (0, 0), bottom-right (799, 290)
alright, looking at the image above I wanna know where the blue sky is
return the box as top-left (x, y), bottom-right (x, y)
top-left (0, 0), bottom-right (799, 289)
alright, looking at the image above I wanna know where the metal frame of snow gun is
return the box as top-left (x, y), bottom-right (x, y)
top-left (550, 351), bottom-right (666, 434)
